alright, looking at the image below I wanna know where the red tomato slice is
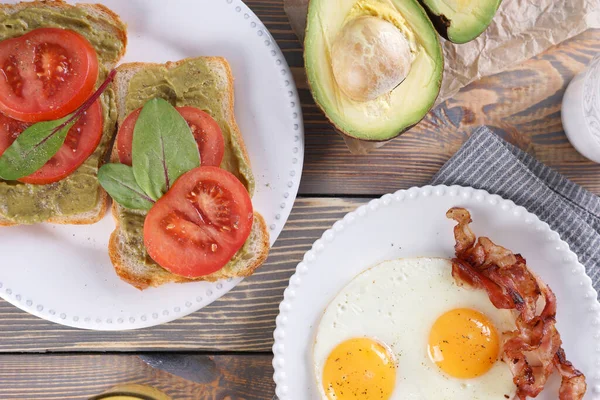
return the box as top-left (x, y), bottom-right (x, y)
top-left (144, 166), bottom-right (253, 278)
top-left (0, 28), bottom-right (99, 123)
top-left (0, 112), bottom-right (29, 153)
top-left (0, 100), bottom-right (104, 184)
top-left (117, 106), bottom-right (225, 167)
top-left (176, 107), bottom-right (225, 167)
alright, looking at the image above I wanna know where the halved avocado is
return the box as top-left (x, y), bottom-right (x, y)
top-left (419, 0), bottom-right (502, 44)
top-left (305, 0), bottom-right (443, 142)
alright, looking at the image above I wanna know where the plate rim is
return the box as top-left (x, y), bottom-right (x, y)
top-left (0, 0), bottom-right (305, 331)
top-left (272, 184), bottom-right (600, 399)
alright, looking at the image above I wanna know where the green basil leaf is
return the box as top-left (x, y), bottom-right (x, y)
top-left (0, 70), bottom-right (118, 182)
top-left (98, 163), bottom-right (155, 211)
top-left (132, 98), bottom-right (201, 200)
top-left (0, 115), bottom-right (75, 181)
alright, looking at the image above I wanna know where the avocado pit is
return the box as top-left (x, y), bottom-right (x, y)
top-left (304, 0), bottom-right (444, 141)
top-left (331, 16), bottom-right (412, 102)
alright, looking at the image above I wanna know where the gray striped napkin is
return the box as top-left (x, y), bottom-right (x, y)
top-left (431, 126), bottom-right (600, 293)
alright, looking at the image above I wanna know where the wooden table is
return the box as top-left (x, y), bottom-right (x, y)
top-left (1, 1), bottom-right (599, 398)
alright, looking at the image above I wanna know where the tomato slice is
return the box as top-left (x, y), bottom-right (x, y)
top-left (0, 28), bottom-right (99, 123)
top-left (0, 100), bottom-right (103, 184)
top-left (117, 106), bottom-right (225, 167)
top-left (0, 112), bottom-right (29, 153)
top-left (144, 166), bottom-right (253, 278)
top-left (176, 107), bottom-right (225, 167)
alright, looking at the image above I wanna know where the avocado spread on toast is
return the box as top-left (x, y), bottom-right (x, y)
top-left (124, 59), bottom-right (254, 192)
top-left (0, 6), bottom-right (122, 64)
top-left (118, 58), bottom-right (256, 271)
top-left (0, 6), bottom-right (123, 224)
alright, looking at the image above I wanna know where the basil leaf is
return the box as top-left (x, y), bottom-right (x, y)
top-left (98, 163), bottom-right (155, 210)
top-left (0, 115), bottom-right (75, 181)
top-left (0, 69), bottom-right (117, 182)
top-left (132, 98), bottom-right (201, 200)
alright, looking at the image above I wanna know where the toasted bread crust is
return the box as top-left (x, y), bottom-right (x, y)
top-left (80, 2), bottom-right (128, 58)
top-left (0, 0), bottom-right (126, 227)
top-left (109, 58), bottom-right (268, 290)
top-left (111, 57), bottom-right (252, 170)
top-left (216, 58), bottom-right (252, 171)
top-left (109, 208), bottom-right (269, 291)
top-left (0, 0), bottom-right (128, 63)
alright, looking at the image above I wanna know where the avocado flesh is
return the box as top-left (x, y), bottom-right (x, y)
top-left (305, 0), bottom-right (443, 141)
top-left (419, 0), bottom-right (501, 44)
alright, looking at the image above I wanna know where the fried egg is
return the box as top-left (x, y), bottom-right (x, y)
top-left (313, 257), bottom-right (517, 399)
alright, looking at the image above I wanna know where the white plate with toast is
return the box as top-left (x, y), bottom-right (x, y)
top-left (0, 0), bottom-right (304, 330)
top-left (273, 186), bottom-right (600, 399)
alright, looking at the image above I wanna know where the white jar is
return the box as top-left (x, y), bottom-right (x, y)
top-left (562, 54), bottom-right (600, 163)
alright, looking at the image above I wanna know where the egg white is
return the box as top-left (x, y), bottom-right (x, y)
top-left (313, 257), bottom-right (518, 399)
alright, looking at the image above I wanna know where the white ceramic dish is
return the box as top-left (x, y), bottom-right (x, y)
top-left (273, 185), bottom-right (600, 399)
top-left (0, 0), bottom-right (304, 330)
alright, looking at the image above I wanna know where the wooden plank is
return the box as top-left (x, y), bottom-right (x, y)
top-left (0, 198), bottom-right (364, 352)
top-left (1, 0), bottom-right (598, 362)
top-left (252, 0), bottom-right (600, 196)
top-left (295, 30), bottom-right (600, 195)
top-left (0, 354), bottom-right (274, 400)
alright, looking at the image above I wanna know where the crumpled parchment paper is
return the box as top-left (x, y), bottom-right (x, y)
top-left (284, 0), bottom-right (600, 154)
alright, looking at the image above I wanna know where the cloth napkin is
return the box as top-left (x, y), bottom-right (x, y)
top-left (431, 126), bottom-right (600, 293)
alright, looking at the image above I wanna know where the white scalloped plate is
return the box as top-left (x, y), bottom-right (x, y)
top-left (273, 186), bottom-right (600, 399)
top-left (0, 0), bottom-right (304, 330)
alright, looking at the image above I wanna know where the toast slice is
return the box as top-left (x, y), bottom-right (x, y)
top-left (0, 1), bottom-right (127, 226)
top-left (108, 57), bottom-right (270, 290)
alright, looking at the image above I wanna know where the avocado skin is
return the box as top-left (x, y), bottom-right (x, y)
top-left (312, 80), bottom-right (443, 144)
top-left (304, 0), bottom-right (444, 143)
top-left (303, 50), bottom-right (428, 144)
top-left (418, 3), bottom-right (451, 41)
top-left (418, 0), bottom-right (502, 44)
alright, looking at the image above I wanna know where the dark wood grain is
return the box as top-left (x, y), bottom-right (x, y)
top-left (291, 29), bottom-right (600, 196)
top-left (2, 1), bottom-right (600, 397)
top-left (0, 354), bottom-right (274, 399)
top-left (0, 0), bottom-right (597, 355)
top-left (244, 2), bottom-right (600, 196)
top-left (0, 198), bottom-right (364, 352)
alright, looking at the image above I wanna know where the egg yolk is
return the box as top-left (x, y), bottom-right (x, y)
top-left (428, 308), bottom-right (500, 379)
top-left (322, 337), bottom-right (396, 400)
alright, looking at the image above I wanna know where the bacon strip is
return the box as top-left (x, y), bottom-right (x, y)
top-left (447, 207), bottom-right (476, 256)
top-left (452, 258), bottom-right (519, 309)
top-left (446, 208), bottom-right (586, 400)
top-left (555, 348), bottom-right (588, 400)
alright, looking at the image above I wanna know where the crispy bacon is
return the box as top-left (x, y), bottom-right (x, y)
top-left (452, 258), bottom-right (519, 309)
top-left (447, 207), bottom-right (476, 256)
top-left (446, 208), bottom-right (586, 400)
top-left (555, 348), bottom-right (588, 399)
